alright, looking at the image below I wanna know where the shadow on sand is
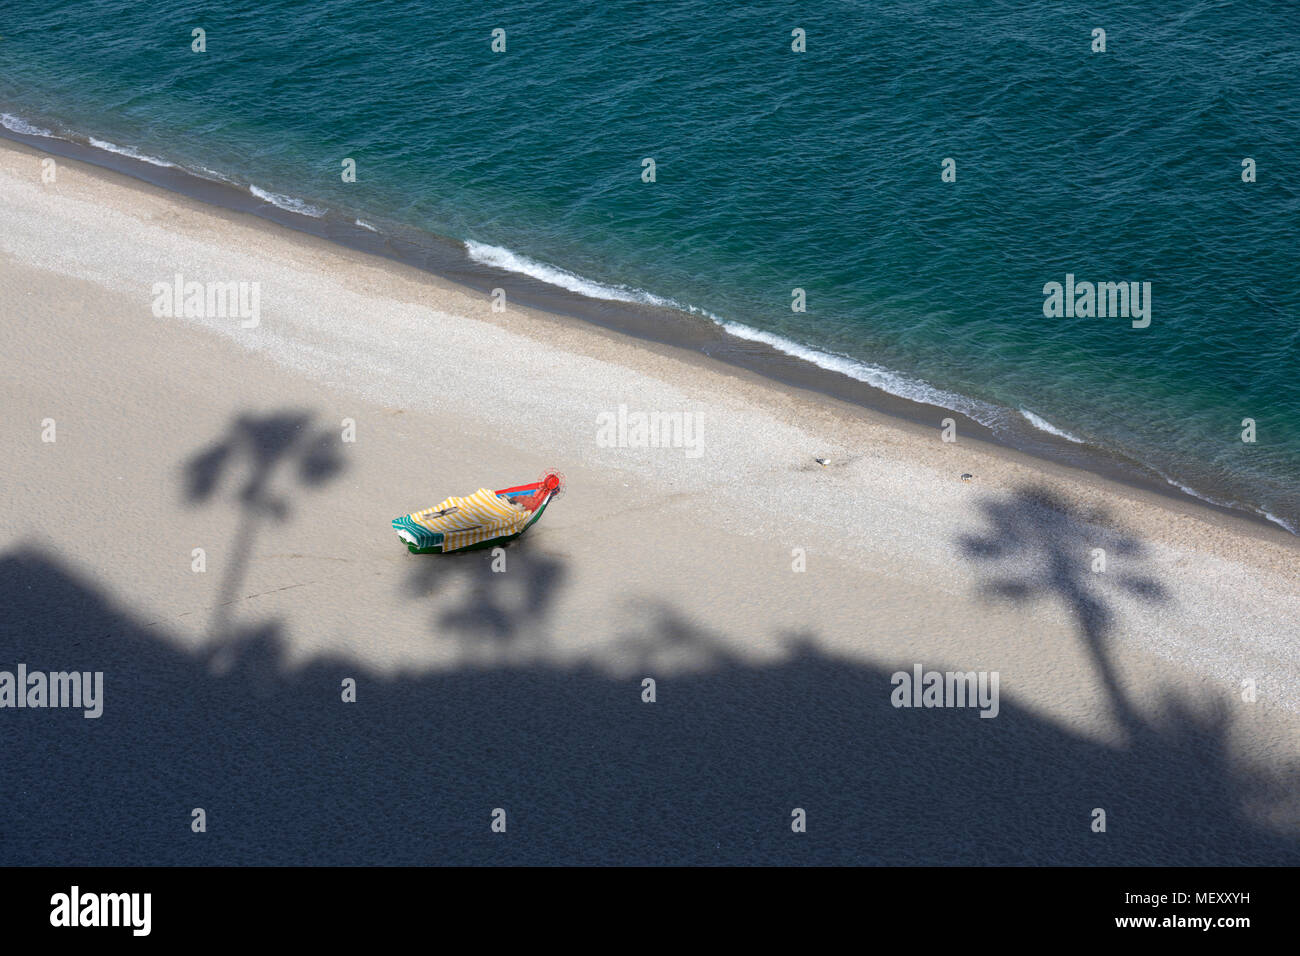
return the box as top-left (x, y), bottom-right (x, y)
top-left (182, 410), bottom-right (346, 670)
top-left (0, 544), bottom-right (1294, 864)
top-left (0, 424), bottom-right (1295, 864)
top-left (958, 485), bottom-right (1170, 735)
top-left (404, 542), bottom-right (568, 644)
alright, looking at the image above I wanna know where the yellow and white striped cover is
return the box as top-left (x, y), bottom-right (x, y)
top-left (407, 488), bottom-right (530, 552)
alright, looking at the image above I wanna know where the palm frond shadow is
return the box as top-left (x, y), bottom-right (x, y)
top-left (958, 485), bottom-right (1169, 732)
top-left (404, 543), bottom-right (568, 643)
top-left (182, 410), bottom-right (347, 667)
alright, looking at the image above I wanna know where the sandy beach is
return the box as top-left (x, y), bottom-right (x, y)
top-left (2, 136), bottom-right (1298, 865)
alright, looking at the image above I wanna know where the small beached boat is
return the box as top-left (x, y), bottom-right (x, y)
top-left (391, 473), bottom-right (562, 554)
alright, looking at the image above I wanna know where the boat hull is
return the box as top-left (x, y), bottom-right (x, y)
top-left (401, 497), bottom-right (553, 554)
top-left (393, 476), bottom-right (560, 554)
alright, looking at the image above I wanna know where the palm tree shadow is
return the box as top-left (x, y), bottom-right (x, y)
top-left (182, 410), bottom-right (347, 666)
top-left (958, 485), bottom-right (1169, 733)
top-left (952, 487), bottom-right (1300, 860)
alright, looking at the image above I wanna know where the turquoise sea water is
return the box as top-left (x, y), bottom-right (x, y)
top-left (2, 0), bottom-right (1297, 529)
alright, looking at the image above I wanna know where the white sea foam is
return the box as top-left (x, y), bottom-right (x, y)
top-left (1018, 408), bottom-right (1086, 444)
top-left (355, 219), bottom-right (379, 232)
top-left (87, 137), bottom-right (175, 168)
top-left (466, 240), bottom-right (1010, 429)
top-left (465, 240), bottom-right (675, 307)
top-left (1158, 471), bottom-right (1236, 510)
top-left (197, 165), bottom-right (238, 185)
top-left (250, 185), bottom-right (326, 218)
top-left (1, 113), bottom-right (54, 137)
top-left (716, 319), bottom-right (1009, 429)
top-left (1262, 511), bottom-right (1299, 535)
top-left (1152, 471), bottom-right (1297, 535)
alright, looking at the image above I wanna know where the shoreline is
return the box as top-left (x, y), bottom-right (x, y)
top-left (1, 122), bottom-right (1291, 539)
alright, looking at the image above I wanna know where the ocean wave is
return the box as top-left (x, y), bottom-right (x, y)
top-left (355, 219), bottom-right (380, 232)
top-left (4, 114), bottom-right (325, 221)
top-left (1156, 470), bottom-right (1239, 511)
top-left (250, 185), bottom-right (326, 217)
top-left (197, 165), bottom-right (238, 185)
top-left (464, 240), bottom-right (676, 308)
top-left (1018, 408), bottom-right (1086, 444)
top-left (1262, 511), bottom-right (1299, 535)
top-left (1154, 471), bottom-right (1297, 535)
top-left (1, 112), bottom-right (54, 137)
top-left (716, 319), bottom-right (1010, 429)
top-left (87, 136), bottom-right (175, 168)
top-left (465, 239), bottom-right (1011, 429)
